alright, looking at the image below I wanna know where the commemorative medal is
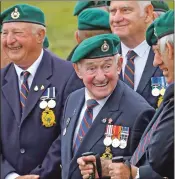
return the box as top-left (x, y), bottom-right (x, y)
top-left (112, 125), bottom-right (121, 148)
top-left (48, 99), bottom-right (56, 108)
top-left (101, 147), bottom-right (113, 160)
top-left (151, 77), bottom-right (160, 96)
top-left (119, 126), bottom-right (129, 149)
top-left (41, 107), bottom-right (56, 127)
top-left (48, 87), bottom-right (56, 109)
top-left (152, 87), bottom-right (160, 96)
top-left (39, 100), bottom-right (48, 109)
top-left (103, 118), bottom-right (113, 147)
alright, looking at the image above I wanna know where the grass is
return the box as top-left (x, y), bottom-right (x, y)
top-left (1, 1), bottom-right (174, 59)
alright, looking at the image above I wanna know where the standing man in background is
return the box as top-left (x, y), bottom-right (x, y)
top-left (108, 1), bottom-right (164, 109)
top-left (1, 4), bottom-right (83, 179)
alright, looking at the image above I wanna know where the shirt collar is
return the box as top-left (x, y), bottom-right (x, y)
top-left (121, 40), bottom-right (150, 58)
top-left (14, 49), bottom-right (44, 78)
top-left (85, 88), bottom-right (110, 107)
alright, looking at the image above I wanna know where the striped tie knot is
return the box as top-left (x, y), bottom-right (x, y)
top-left (86, 99), bottom-right (99, 109)
top-left (127, 50), bottom-right (137, 61)
top-left (21, 71), bottom-right (30, 81)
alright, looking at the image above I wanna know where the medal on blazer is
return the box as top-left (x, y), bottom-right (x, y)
top-left (48, 87), bottom-right (56, 109)
top-left (112, 125), bottom-right (121, 148)
top-left (103, 118), bottom-right (113, 147)
top-left (41, 107), bottom-right (56, 127)
top-left (119, 127), bottom-right (129, 149)
top-left (157, 95), bottom-right (163, 108)
top-left (160, 77), bottom-right (166, 96)
top-left (151, 77), bottom-right (160, 97)
top-left (101, 147), bottom-right (113, 159)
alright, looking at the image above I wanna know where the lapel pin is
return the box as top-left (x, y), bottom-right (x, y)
top-left (34, 86), bottom-right (39, 92)
top-left (102, 118), bottom-right (107, 124)
top-left (40, 85), bottom-right (45, 90)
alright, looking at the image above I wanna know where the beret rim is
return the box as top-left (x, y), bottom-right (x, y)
top-left (158, 30), bottom-right (174, 39)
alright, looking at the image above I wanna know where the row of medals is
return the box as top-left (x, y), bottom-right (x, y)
top-left (39, 98), bottom-right (56, 109)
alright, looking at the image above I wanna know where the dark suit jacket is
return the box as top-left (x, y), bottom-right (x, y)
top-left (60, 80), bottom-right (155, 179)
top-left (148, 83), bottom-right (174, 179)
top-left (131, 84), bottom-right (174, 179)
top-left (1, 49), bottom-right (84, 179)
top-left (118, 45), bottom-right (163, 109)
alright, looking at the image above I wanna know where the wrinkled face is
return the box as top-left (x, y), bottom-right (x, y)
top-left (74, 55), bottom-right (122, 100)
top-left (152, 43), bottom-right (174, 84)
top-left (109, 1), bottom-right (146, 40)
top-left (1, 22), bottom-right (40, 67)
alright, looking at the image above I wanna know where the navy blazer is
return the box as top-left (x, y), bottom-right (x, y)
top-left (119, 46), bottom-right (163, 109)
top-left (60, 80), bottom-right (155, 179)
top-left (131, 84), bottom-right (174, 179)
top-left (148, 83), bottom-right (174, 179)
top-left (1, 49), bottom-right (84, 179)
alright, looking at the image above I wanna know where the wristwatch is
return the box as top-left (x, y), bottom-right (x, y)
top-left (134, 168), bottom-right (140, 179)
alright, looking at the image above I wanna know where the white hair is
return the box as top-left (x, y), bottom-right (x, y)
top-left (137, 1), bottom-right (152, 16)
top-left (159, 34), bottom-right (174, 54)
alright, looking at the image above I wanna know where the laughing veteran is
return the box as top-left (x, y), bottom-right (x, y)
top-left (1, 4), bottom-right (83, 179)
top-left (60, 33), bottom-right (155, 179)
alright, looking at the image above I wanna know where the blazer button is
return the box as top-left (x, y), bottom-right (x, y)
top-left (20, 148), bottom-right (25, 154)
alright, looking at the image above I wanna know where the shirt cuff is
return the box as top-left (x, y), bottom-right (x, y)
top-left (5, 172), bottom-right (20, 179)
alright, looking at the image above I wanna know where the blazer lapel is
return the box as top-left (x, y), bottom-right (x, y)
top-left (21, 50), bottom-right (52, 121)
top-left (136, 49), bottom-right (156, 94)
top-left (69, 81), bottom-right (124, 176)
top-left (2, 64), bottom-right (21, 123)
top-left (63, 90), bottom-right (85, 164)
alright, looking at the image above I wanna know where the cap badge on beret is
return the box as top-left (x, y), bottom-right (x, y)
top-left (101, 41), bottom-right (109, 52)
top-left (11, 8), bottom-right (20, 19)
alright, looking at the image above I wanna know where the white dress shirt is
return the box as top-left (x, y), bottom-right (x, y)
top-left (73, 88), bottom-right (110, 144)
top-left (5, 49), bottom-right (44, 179)
top-left (121, 40), bottom-right (150, 91)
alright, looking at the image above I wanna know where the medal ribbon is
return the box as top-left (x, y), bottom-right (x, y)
top-left (105, 124), bottom-right (113, 137)
top-left (112, 125), bottom-right (121, 139)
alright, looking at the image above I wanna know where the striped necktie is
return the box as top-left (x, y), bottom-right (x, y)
top-left (124, 50), bottom-right (137, 89)
top-left (73, 99), bottom-right (99, 154)
top-left (20, 71), bottom-right (30, 112)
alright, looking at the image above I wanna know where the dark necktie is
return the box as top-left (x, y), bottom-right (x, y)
top-left (73, 99), bottom-right (99, 154)
top-left (124, 50), bottom-right (137, 89)
top-left (20, 71), bottom-right (30, 112)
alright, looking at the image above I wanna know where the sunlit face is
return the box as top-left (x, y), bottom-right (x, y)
top-left (1, 22), bottom-right (40, 68)
top-left (109, 1), bottom-right (146, 40)
top-left (152, 43), bottom-right (174, 84)
top-left (74, 55), bottom-right (122, 100)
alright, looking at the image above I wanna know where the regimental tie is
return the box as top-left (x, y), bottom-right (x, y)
top-left (130, 111), bottom-right (163, 165)
top-left (73, 99), bottom-right (99, 155)
top-left (20, 71), bottom-right (30, 112)
top-left (124, 50), bottom-right (137, 89)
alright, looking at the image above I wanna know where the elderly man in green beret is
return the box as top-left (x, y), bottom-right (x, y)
top-left (1, 3), bottom-right (83, 179)
top-left (73, 0), bottom-right (109, 16)
top-left (79, 10), bottom-right (174, 179)
top-left (67, 8), bottom-right (111, 61)
top-left (61, 33), bottom-right (155, 178)
top-left (151, 1), bottom-right (169, 20)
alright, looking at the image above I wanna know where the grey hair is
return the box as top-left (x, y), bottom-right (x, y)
top-left (159, 34), bottom-right (174, 54)
top-left (31, 23), bottom-right (46, 41)
top-left (137, 1), bottom-right (152, 16)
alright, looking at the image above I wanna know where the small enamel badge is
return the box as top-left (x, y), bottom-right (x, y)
top-left (11, 8), bottom-right (20, 19)
top-left (101, 41), bottom-right (109, 52)
top-left (34, 86), bottom-right (39, 92)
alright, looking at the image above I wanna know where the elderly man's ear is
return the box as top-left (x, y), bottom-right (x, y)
top-left (166, 41), bottom-right (174, 60)
top-left (36, 29), bottom-right (46, 44)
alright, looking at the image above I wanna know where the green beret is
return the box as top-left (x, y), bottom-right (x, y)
top-left (78, 8), bottom-right (110, 30)
top-left (146, 19), bottom-right (158, 46)
top-left (1, 4), bottom-right (45, 26)
top-left (43, 36), bottom-right (49, 48)
top-left (151, 1), bottom-right (169, 12)
top-left (71, 33), bottom-right (120, 63)
top-left (74, 1), bottom-right (107, 16)
top-left (154, 10), bottom-right (174, 40)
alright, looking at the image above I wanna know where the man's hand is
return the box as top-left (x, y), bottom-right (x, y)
top-left (77, 155), bottom-right (98, 179)
top-left (108, 163), bottom-right (138, 179)
top-left (16, 175), bottom-right (39, 179)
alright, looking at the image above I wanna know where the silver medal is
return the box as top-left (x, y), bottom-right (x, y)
top-left (48, 99), bottom-right (56, 108)
top-left (152, 87), bottom-right (160, 96)
top-left (119, 139), bottom-right (127, 149)
top-left (39, 100), bottom-right (48, 109)
top-left (103, 136), bottom-right (112, 146)
top-left (112, 138), bottom-right (120, 148)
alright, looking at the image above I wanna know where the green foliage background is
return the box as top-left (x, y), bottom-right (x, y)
top-left (1, 1), bottom-right (174, 60)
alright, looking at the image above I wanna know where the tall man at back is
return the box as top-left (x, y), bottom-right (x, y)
top-left (108, 1), bottom-right (163, 109)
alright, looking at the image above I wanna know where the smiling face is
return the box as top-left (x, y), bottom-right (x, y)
top-left (74, 55), bottom-right (122, 100)
top-left (109, 1), bottom-right (148, 42)
top-left (1, 22), bottom-right (44, 69)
